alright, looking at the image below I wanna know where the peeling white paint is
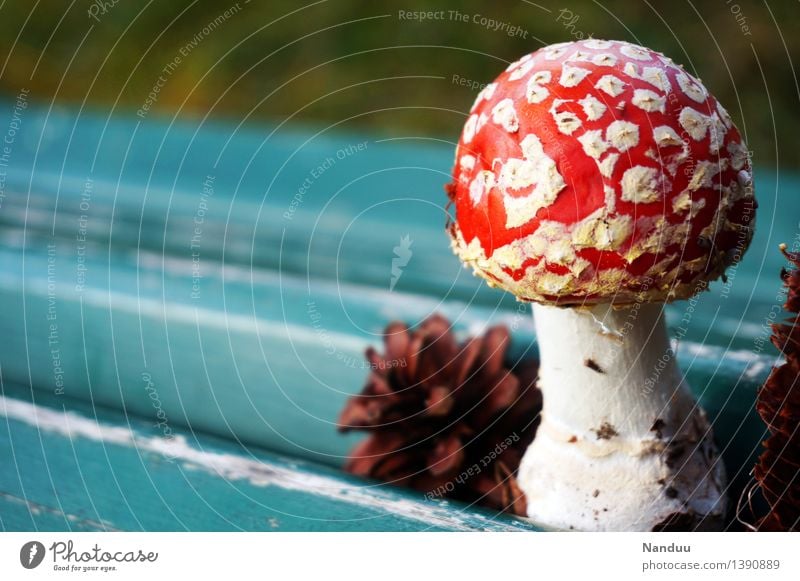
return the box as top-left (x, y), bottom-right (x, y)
top-left (0, 396), bottom-right (532, 532)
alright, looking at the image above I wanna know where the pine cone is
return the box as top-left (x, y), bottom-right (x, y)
top-left (338, 314), bottom-right (541, 516)
top-left (752, 245), bottom-right (800, 531)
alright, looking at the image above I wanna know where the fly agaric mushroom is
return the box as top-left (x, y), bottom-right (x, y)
top-left (446, 39), bottom-right (755, 531)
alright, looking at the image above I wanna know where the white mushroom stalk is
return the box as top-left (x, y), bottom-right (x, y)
top-left (517, 302), bottom-right (725, 531)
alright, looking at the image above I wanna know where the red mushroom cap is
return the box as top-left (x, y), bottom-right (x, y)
top-left (447, 40), bottom-right (755, 306)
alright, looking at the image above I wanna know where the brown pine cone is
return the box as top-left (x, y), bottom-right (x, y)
top-left (752, 245), bottom-right (800, 531)
top-left (338, 314), bottom-right (541, 516)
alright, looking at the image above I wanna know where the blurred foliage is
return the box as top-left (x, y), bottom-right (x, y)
top-left (0, 0), bottom-right (797, 166)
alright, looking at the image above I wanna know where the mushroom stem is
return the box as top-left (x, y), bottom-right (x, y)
top-left (518, 302), bottom-right (727, 531)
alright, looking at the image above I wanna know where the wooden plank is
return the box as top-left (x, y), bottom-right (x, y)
top-left (0, 383), bottom-right (537, 532)
top-left (0, 104), bottom-right (784, 526)
top-left (0, 238), bottom-right (772, 516)
top-left (0, 104), bottom-right (796, 316)
top-left (0, 241), bottom-right (773, 465)
top-left (0, 104), bottom-right (479, 304)
top-left (0, 492), bottom-right (116, 532)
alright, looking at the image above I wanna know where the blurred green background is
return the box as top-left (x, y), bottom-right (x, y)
top-left (0, 0), bottom-right (797, 166)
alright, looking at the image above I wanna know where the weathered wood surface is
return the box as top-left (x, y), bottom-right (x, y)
top-left (0, 242), bottom-right (773, 470)
top-left (0, 103), bottom-right (792, 530)
top-left (0, 383), bottom-right (536, 531)
top-left (0, 104), bottom-right (794, 329)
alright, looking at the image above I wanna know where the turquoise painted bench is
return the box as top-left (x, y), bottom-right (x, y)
top-left (0, 102), bottom-right (791, 530)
